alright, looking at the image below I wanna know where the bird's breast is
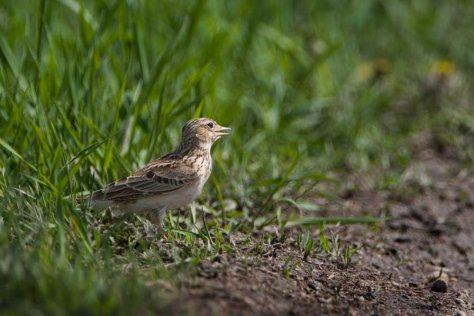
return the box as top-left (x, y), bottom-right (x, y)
top-left (186, 152), bottom-right (212, 179)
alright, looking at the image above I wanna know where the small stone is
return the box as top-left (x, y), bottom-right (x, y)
top-left (454, 311), bottom-right (466, 316)
top-left (465, 199), bottom-right (473, 208)
top-left (454, 298), bottom-right (465, 306)
top-left (430, 279), bottom-right (448, 293)
top-left (307, 282), bottom-right (317, 291)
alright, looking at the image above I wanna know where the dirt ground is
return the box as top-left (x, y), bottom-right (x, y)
top-left (174, 145), bottom-right (474, 315)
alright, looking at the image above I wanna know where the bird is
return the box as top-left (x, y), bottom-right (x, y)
top-left (89, 118), bottom-right (231, 229)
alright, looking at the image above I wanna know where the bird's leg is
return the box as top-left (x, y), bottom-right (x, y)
top-left (149, 208), bottom-right (168, 238)
top-left (149, 208), bottom-right (167, 228)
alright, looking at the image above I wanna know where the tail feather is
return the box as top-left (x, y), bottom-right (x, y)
top-left (76, 190), bottom-right (112, 210)
top-left (75, 194), bottom-right (90, 207)
top-left (89, 189), bottom-right (112, 210)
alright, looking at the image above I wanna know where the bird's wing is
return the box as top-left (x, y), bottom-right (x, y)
top-left (92, 161), bottom-right (198, 203)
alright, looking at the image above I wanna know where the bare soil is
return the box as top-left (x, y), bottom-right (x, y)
top-left (175, 147), bottom-right (474, 315)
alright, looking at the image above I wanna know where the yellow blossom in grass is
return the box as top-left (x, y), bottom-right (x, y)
top-left (356, 58), bottom-right (391, 82)
top-left (431, 60), bottom-right (455, 77)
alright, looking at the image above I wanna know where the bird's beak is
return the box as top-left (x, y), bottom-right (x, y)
top-left (215, 126), bottom-right (232, 136)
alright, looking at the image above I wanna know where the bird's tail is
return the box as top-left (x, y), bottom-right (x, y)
top-left (75, 193), bottom-right (91, 207)
top-left (75, 190), bottom-right (109, 209)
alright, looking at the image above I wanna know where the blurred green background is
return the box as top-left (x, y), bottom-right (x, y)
top-left (1, 0), bottom-right (473, 314)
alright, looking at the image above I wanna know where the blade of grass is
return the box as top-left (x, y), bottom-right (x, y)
top-left (286, 216), bottom-right (383, 227)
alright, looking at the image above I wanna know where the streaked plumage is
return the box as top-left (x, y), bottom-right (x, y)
top-left (90, 118), bottom-right (231, 228)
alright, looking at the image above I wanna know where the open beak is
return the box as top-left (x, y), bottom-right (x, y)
top-left (215, 126), bottom-right (232, 136)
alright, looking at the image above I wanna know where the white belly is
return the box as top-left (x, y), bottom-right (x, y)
top-left (115, 181), bottom-right (205, 213)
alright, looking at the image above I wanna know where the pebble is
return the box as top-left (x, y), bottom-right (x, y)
top-left (430, 279), bottom-right (448, 293)
top-left (307, 282), bottom-right (318, 291)
top-left (454, 298), bottom-right (465, 306)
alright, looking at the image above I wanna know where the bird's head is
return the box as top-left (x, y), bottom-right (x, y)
top-left (181, 118), bottom-right (231, 148)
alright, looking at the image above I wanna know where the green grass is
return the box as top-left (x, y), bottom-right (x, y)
top-left (1, 0), bottom-right (474, 314)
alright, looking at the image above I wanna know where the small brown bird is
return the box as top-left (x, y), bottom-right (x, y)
top-left (90, 118), bottom-right (231, 229)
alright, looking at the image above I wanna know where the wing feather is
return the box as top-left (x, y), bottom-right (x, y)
top-left (92, 161), bottom-right (198, 203)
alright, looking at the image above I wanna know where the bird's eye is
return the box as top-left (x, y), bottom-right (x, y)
top-left (207, 122), bottom-right (214, 128)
